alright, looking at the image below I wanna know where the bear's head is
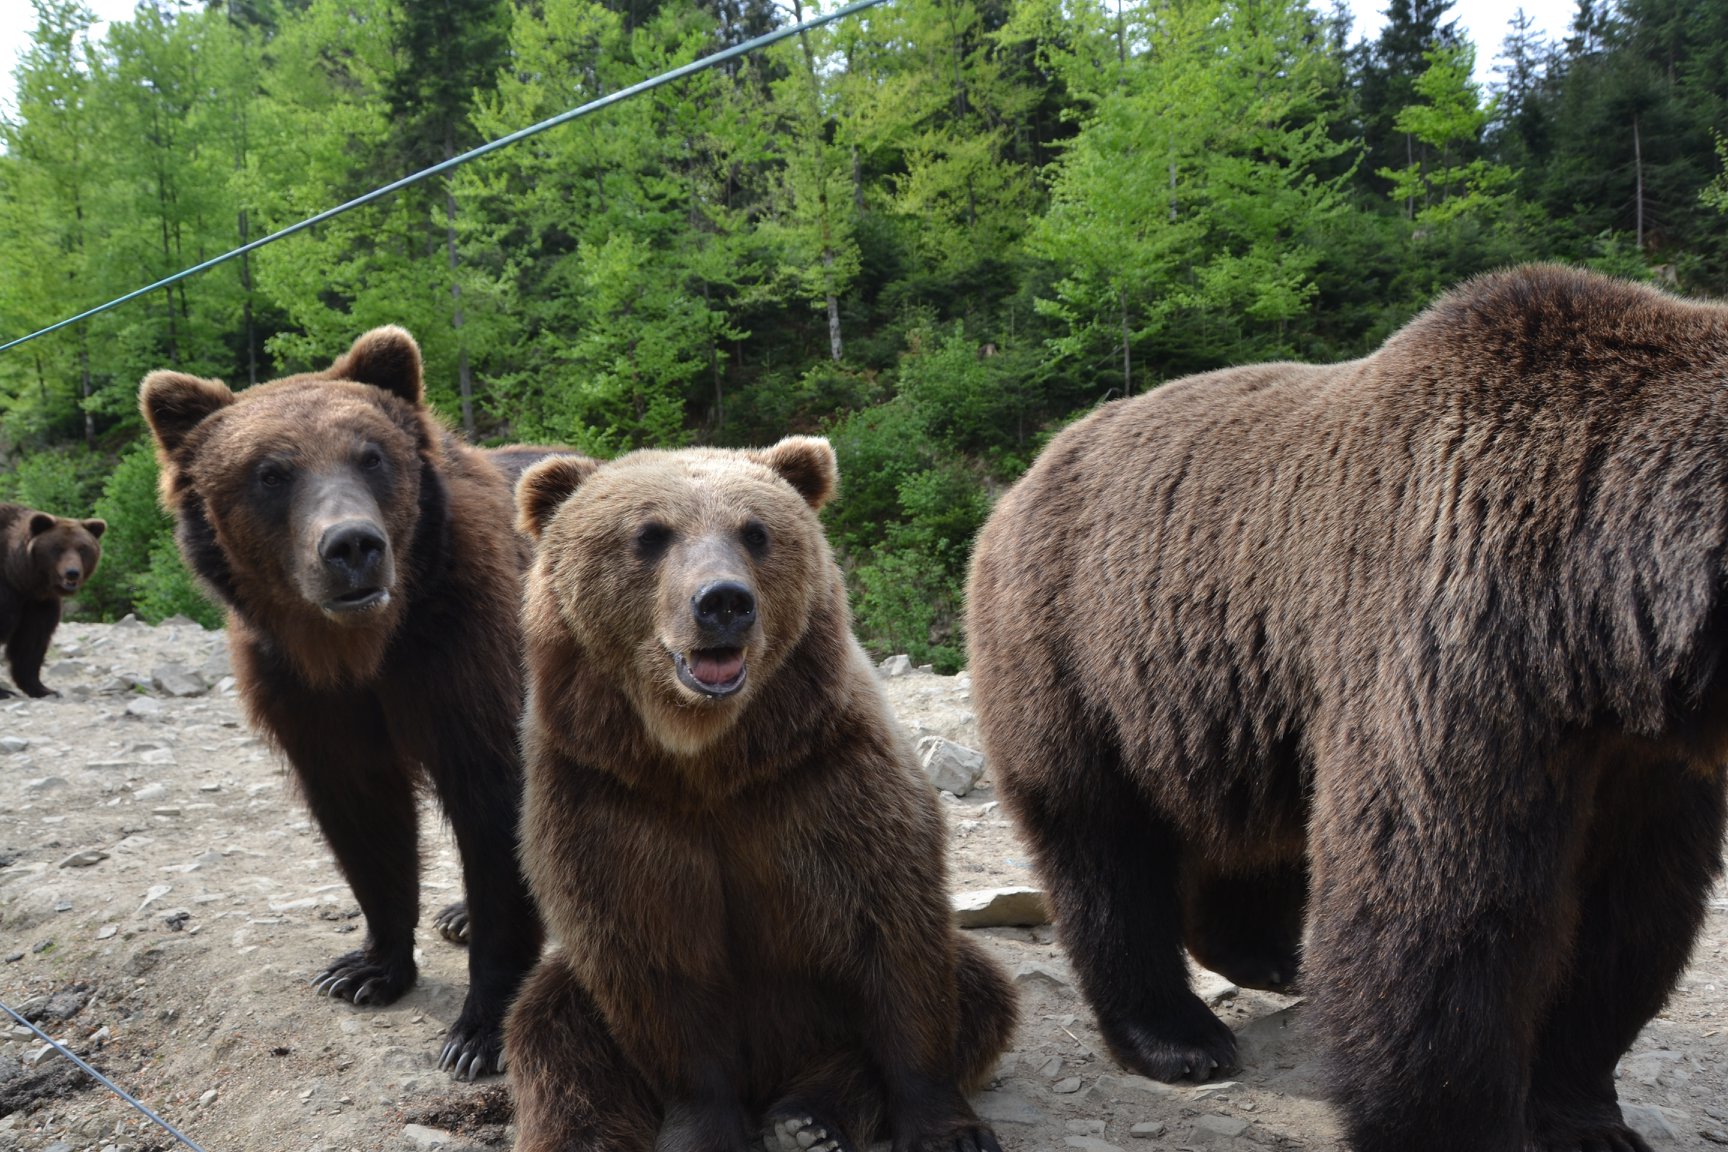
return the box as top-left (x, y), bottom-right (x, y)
top-left (16, 511), bottom-right (104, 600)
top-left (139, 328), bottom-right (436, 685)
top-left (517, 436), bottom-right (840, 756)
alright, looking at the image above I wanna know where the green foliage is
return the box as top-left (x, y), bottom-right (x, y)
top-left (134, 534), bottom-right (225, 629)
top-left (2, 0), bottom-right (1727, 661)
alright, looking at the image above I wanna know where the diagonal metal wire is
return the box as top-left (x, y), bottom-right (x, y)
top-left (0, 0), bottom-right (890, 357)
top-left (0, 996), bottom-right (212, 1152)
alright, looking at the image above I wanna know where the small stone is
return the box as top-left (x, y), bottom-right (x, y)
top-left (133, 783), bottom-right (168, 802)
top-left (1038, 1055), bottom-right (1064, 1079)
top-left (403, 1124), bottom-right (458, 1149)
top-left (1621, 1104), bottom-right (1685, 1145)
top-left (1066, 1119), bottom-right (1107, 1135)
top-left (918, 735), bottom-right (985, 796)
top-left (57, 849), bottom-right (109, 869)
top-left (152, 664), bottom-right (208, 698)
top-left (973, 1090), bottom-right (1043, 1126)
top-left (1016, 962), bottom-right (1070, 989)
top-left (953, 887), bottom-right (1051, 928)
top-left (1700, 1129), bottom-right (1728, 1145)
top-left (878, 654), bottom-right (913, 678)
top-left (1194, 970), bottom-right (1239, 1007)
top-left (125, 698), bottom-right (163, 719)
top-left (1064, 1139), bottom-right (1123, 1152)
top-left (152, 807), bottom-right (183, 817)
top-left (0, 737), bottom-right (29, 754)
top-left (96, 924), bottom-right (118, 940)
top-left (1051, 1077), bottom-right (1083, 1095)
top-left (25, 775), bottom-right (70, 793)
top-left (198, 1089), bottom-right (218, 1107)
top-left (1192, 1114), bottom-right (1250, 1140)
top-left (1130, 1122), bottom-right (1168, 1139)
top-left (1091, 1074), bottom-right (1181, 1105)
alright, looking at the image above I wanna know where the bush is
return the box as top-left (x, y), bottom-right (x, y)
top-left (0, 446), bottom-right (105, 517)
top-left (135, 535), bottom-right (224, 628)
top-left (82, 442), bottom-right (222, 627)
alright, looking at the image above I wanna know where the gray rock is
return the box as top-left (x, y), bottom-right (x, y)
top-left (952, 887), bottom-right (1051, 928)
top-left (1621, 1104), bottom-right (1686, 1146)
top-left (57, 849), bottom-right (109, 869)
top-left (1063, 1139), bottom-right (1123, 1152)
top-left (0, 736), bottom-right (30, 754)
top-left (973, 1090), bottom-right (1043, 1125)
top-left (152, 664), bottom-right (208, 698)
top-left (25, 776), bottom-right (70, 793)
top-left (1089, 1074), bottom-right (1181, 1105)
top-left (1130, 1122), bottom-right (1168, 1139)
top-left (199, 648), bottom-right (232, 680)
top-left (1015, 962), bottom-right (1070, 989)
top-left (125, 697), bottom-right (163, 719)
top-left (1066, 1119), bottom-right (1107, 1135)
top-left (1191, 1114), bottom-right (1250, 1141)
top-left (918, 735), bottom-right (985, 796)
top-left (878, 654), bottom-right (913, 678)
top-left (1051, 1077), bottom-right (1083, 1094)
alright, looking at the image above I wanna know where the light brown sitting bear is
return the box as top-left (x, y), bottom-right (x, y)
top-left (967, 265), bottom-right (1728, 1152)
top-left (0, 503), bottom-right (103, 697)
top-left (505, 438), bottom-right (1018, 1152)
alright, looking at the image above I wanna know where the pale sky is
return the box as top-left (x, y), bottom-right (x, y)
top-left (0, 0), bottom-right (1583, 124)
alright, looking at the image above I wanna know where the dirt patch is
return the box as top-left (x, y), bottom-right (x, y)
top-left (1, 620), bottom-right (1724, 1151)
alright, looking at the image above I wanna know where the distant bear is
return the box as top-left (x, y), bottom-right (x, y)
top-left (966, 265), bottom-right (1728, 1152)
top-left (0, 503), bottom-right (103, 697)
top-left (505, 438), bottom-right (1017, 1152)
top-left (140, 329), bottom-right (543, 1077)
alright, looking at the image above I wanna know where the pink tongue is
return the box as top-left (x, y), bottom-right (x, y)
top-left (690, 649), bottom-right (744, 686)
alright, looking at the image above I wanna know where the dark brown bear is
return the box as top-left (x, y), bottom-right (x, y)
top-left (504, 438), bottom-right (1018, 1152)
top-left (139, 328), bottom-right (543, 1077)
top-left (0, 504), bottom-right (103, 697)
top-left (966, 265), bottom-right (1728, 1152)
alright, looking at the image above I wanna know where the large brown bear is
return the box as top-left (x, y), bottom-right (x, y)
top-left (504, 438), bottom-right (1017, 1152)
top-left (140, 328), bottom-right (543, 1078)
top-left (966, 265), bottom-right (1728, 1152)
top-left (0, 503), bottom-right (104, 697)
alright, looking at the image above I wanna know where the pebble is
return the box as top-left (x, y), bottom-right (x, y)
top-left (1130, 1121), bottom-right (1168, 1139)
top-left (124, 698), bottom-right (163, 719)
top-left (1192, 1114), bottom-right (1250, 1139)
top-left (1017, 962), bottom-right (1071, 989)
top-left (403, 1123), bottom-right (460, 1148)
top-left (0, 737), bottom-right (29, 754)
top-left (878, 654), bottom-right (913, 678)
top-left (1051, 1077), bottom-right (1083, 1095)
top-left (199, 1089), bottom-right (218, 1107)
top-left (1064, 1139), bottom-right (1123, 1152)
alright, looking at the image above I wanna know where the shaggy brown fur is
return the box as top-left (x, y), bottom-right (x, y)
top-left (966, 265), bottom-right (1728, 1152)
top-left (0, 504), bottom-right (103, 697)
top-left (139, 328), bottom-right (543, 1078)
top-left (505, 438), bottom-right (1017, 1152)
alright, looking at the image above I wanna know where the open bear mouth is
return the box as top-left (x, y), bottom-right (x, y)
top-left (323, 587), bottom-right (390, 615)
top-left (674, 647), bottom-right (747, 698)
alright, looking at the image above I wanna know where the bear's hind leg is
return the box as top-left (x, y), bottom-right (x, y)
top-left (432, 901), bottom-right (469, 943)
top-left (1002, 737), bottom-right (1235, 1082)
top-left (1525, 756), bottom-right (1727, 1152)
top-left (505, 953), bottom-right (658, 1152)
top-left (1180, 857), bottom-right (1307, 992)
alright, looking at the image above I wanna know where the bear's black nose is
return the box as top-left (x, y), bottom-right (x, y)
top-left (320, 520), bottom-right (387, 583)
top-left (692, 580), bottom-right (756, 638)
top-left (62, 567), bottom-right (81, 583)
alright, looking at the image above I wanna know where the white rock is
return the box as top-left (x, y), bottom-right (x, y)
top-left (878, 654), bottom-right (913, 678)
top-left (403, 1124), bottom-right (459, 1149)
top-left (57, 849), bottom-right (109, 869)
top-left (125, 698), bottom-right (163, 719)
top-left (953, 887), bottom-right (1050, 928)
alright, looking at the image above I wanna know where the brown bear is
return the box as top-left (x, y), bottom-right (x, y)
top-left (139, 328), bottom-right (544, 1078)
top-left (966, 265), bottom-right (1728, 1152)
top-left (504, 438), bottom-right (1018, 1152)
top-left (0, 503), bottom-right (104, 697)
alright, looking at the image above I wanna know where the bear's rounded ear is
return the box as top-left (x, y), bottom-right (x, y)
top-left (82, 519), bottom-right (107, 540)
top-left (516, 455), bottom-right (601, 539)
top-left (329, 326), bottom-right (424, 406)
top-left (140, 371), bottom-right (236, 457)
top-left (27, 513), bottom-right (55, 537)
top-left (753, 436), bottom-right (838, 510)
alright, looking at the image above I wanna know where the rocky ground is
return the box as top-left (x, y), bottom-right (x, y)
top-left (0, 619), bottom-right (1724, 1152)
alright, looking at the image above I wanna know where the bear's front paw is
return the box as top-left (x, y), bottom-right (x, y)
top-left (311, 948), bottom-right (415, 1007)
top-left (1098, 999), bottom-right (1237, 1082)
top-left (761, 1104), bottom-right (853, 1152)
top-left (437, 1016), bottom-right (504, 1081)
top-left (1527, 1089), bottom-right (1654, 1152)
top-left (432, 901), bottom-right (470, 944)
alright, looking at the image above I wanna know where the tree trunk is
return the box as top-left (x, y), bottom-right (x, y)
top-left (444, 124), bottom-right (475, 440)
top-left (1632, 113), bottom-right (1644, 249)
top-left (1120, 294), bottom-right (1132, 393)
top-left (80, 342), bottom-right (94, 449)
top-left (239, 209), bottom-right (257, 387)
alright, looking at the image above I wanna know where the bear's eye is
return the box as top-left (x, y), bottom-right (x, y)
top-left (257, 463), bottom-right (290, 489)
top-left (359, 447), bottom-right (385, 471)
top-left (741, 522), bottom-right (769, 553)
top-left (634, 522), bottom-right (671, 556)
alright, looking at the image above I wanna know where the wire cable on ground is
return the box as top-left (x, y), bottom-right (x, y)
top-left (0, 0), bottom-right (891, 357)
top-left (0, 996), bottom-right (213, 1152)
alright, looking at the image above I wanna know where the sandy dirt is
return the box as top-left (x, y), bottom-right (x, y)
top-left (1, 618), bottom-right (1724, 1152)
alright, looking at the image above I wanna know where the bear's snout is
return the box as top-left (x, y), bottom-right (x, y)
top-left (58, 562), bottom-right (83, 591)
top-left (317, 519), bottom-right (392, 613)
top-left (691, 580), bottom-right (756, 642)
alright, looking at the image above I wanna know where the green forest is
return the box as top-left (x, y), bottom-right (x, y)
top-left (2, 0), bottom-right (1726, 668)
